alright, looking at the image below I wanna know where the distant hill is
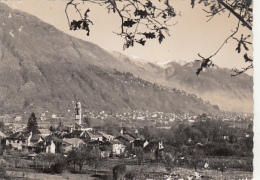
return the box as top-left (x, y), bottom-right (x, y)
top-left (109, 52), bottom-right (253, 113)
top-left (158, 61), bottom-right (253, 113)
top-left (0, 3), bottom-right (250, 115)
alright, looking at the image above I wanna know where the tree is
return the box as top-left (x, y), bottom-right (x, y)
top-left (65, 0), bottom-right (252, 75)
top-left (187, 146), bottom-right (204, 172)
top-left (164, 152), bottom-right (175, 172)
top-left (113, 164), bottom-right (127, 180)
top-left (0, 159), bottom-right (6, 179)
top-left (83, 116), bottom-right (92, 127)
top-left (191, 0), bottom-right (252, 76)
top-left (27, 112), bottom-right (38, 133)
top-left (87, 147), bottom-right (102, 174)
top-left (65, 0), bottom-right (176, 50)
top-left (67, 146), bottom-right (89, 172)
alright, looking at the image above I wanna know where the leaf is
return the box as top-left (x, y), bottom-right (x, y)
top-left (136, 38), bottom-right (146, 46)
top-left (158, 32), bottom-right (165, 44)
top-left (191, 0), bottom-right (195, 8)
top-left (236, 41), bottom-right (241, 53)
top-left (244, 53), bottom-right (253, 62)
top-left (142, 32), bottom-right (156, 39)
top-left (70, 20), bottom-right (82, 30)
top-left (146, 1), bottom-right (153, 8)
top-left (84, 9), bottom-right (90, 18)
top-left (123, 20), bottom-right (136, 27)
top-left (82, 20), bottom-right (90, 36)
top-left (134, 10), bottom-right (148, 18)
top-left (167, 7), bottom-right (176, 17)
top-left (242, 41), bottom-right (249, 51)
top-left (196, 58), bottom-right (211, 75)
top-left (162, 13), bottom-right (167, 19)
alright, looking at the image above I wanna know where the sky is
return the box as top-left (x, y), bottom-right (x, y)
top-left (2, 0), bottom-right (253, 74)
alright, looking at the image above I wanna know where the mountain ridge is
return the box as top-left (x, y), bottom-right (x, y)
top-left (0, 3), bottom-right (252, 115)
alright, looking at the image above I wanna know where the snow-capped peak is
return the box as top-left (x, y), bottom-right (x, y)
top-left (156, 59), bottom-right (190, 67)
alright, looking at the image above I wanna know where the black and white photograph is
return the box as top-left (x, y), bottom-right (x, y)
top-left (0, 0), bottom-right (256, 179)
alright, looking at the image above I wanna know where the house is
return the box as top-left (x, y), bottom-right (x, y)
top-left (46, 140), bottom-right (56, 153)
top-left (40, 113), bottom-right (46, 121)
top-left (35, 134), bottom-right (57, 154)
top-left (5, 131), bottom-right (30, 150)
top-left (121, 129), bottom-right (145, 140)
top-left (0, 130), bottom-right (7, 146)
top-left (116, 134), bottom-right (135, 145)
top-left (143, 141), bottom-right (164, 153)
top-left (0, 130), bottom-right (7, 139)
top-left (132, 140), bottom-right (149, 149)
top-left (188, 119), bottom-right (196, 123)
top-left (51, 114), bottom-right (57, 119)
top-left (5, 132), bottom-right (44, 152)
top-left (14, 116), bottom-right (22, 122)
top-left (27, 133), bottom-right (45, 152)
top-left (38, 129), bottom-right (51, 137)
top-left (36, 139), bottom-right (56, 154)
top-left (104, 140), bottom-right (125, 156)
top-left (98, 131), bottom-right (115, 141)
top-left (69, 130), bottom-right (83, 138)
top-left (62, 138), bottom-right (85, 153)
top-left (44, 134), bottom-right (63, 153)
top-left (99, 144), bottom-right (112, 158)
top-left (80, 131), bottom-right (103, 142)
top-left (70, 123), bottom-right (92, 132)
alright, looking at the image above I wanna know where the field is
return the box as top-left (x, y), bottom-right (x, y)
top-left (4, 157), bottom-right (253, 180)
top-left (5, 166), bottom-right (252, 180)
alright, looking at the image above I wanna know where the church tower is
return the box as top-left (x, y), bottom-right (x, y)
top-left (75, 102), bottom-right (82, 124)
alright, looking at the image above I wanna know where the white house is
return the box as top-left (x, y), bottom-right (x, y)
top-left (46, 140), bottom-right (56, 154)
top-left (62, 138), bottom-right (85, 153)
top-left (107, 140), bottom-right (126, 156)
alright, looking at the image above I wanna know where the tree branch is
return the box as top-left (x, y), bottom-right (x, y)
top-left (218, 0), bottom-right (252, 30)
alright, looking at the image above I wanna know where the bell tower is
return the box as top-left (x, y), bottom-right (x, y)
top-left (75, 102), bottom-right (82, 124)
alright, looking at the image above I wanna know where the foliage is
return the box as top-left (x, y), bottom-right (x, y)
top-left (192, 0), bottom-right (253, 76)
top-left (27, 112), bottom-right (38, 133)
top-left (51, 154), bottom-right (67, 174)
top-left (125, 167), bottom-right (146, 180)
top-left (164, 152), bottom-right (174, 172)
top-left (49, 125), bottom-right (56, 133)
top-left (83, 116), bottom-right (92, 127)
top-left (65, 0), bottom-right (252, 75)
top-left (35, 154), bottom-right (67, 174)
top-left (113, 164), bottom-right (127, 180)
top-left (0, 158), bottom-right (6, 178)
top-left (187, 147), bottom-right (204, 171)
top-left (86, 147), bottom-right (103, 174)
top-left (65, 0), bottom-right (176, 50)
top-left (67, 146), bottom-right (89, 172)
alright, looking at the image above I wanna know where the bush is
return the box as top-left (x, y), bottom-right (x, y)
top-left (113, 164), bottom-right (126, 180)
top-left (215, 147), bottom-right (235, 156)
top-left (51, 154), bottom-right (67, 174)
top-left (0, 159), bottom-right (6, 178)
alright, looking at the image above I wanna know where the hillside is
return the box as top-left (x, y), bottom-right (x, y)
top-left (0, 3), bottom-right (221, 115)
top-left (109, 53), bottom-right (253, 113)
top-left (160, 61), bottom-right (253, 113)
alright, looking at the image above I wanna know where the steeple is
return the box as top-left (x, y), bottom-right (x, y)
top-left (75, 102), bottom-right (82, 124)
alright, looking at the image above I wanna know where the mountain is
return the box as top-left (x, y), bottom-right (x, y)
top-left (159, 61), bottom-right (253, 113)
top-left (109, 54), bottom-right (253, 113)
top-left (0, 3), bottom-right (221, 116)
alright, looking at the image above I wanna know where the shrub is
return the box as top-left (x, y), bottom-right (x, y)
top-left (0, 159), bottom-right (6, 178)
top-left (113, 164), bottom-right (126, 180)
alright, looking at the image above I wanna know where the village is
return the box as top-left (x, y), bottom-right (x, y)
top-left (0, 102), bottom-right (253, 179)
top-left (0, 102), bottom-right (166, 158)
